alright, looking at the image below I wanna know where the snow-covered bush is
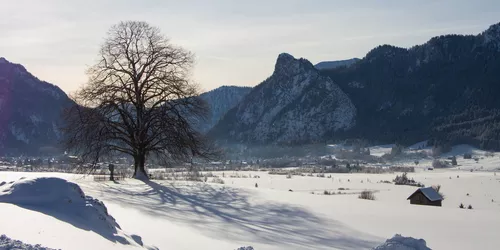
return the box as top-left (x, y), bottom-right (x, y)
top-left (236, 247), bottom-right (254, 250)
top-left (0, 234), bottom-right (56, 250)
top-left (358, 190), bottom-right (375, 200)
top-left (393, 173), bottom-right (424, 187)
top-left (374, 234), bottom-right (430, 250)
top-left (211, 177), bottom-right (225, 184)
top-left (463, 153), bottom-right (472, 159)
top-left (432, 159), bottom-right (449, 168)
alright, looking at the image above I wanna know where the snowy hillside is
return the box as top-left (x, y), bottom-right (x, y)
top-left (210, 53), bottom-right (356, 144)
top-left (0, 58), bottom-right (74, 155)
top-left (322, 22), bottom-right (500, 150)
top-left (197, 86), bottom-right (251, 133)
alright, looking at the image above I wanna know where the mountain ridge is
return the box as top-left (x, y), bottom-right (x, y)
top-left (0, 57), bottom-right (75, 155)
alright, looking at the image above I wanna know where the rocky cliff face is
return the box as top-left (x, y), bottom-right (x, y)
top-left (210, 53), bottom-right (356, 144)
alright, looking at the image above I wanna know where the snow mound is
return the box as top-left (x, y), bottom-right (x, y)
top-left (374, 234), bottom-right (430, 250)
top-left (0, 177), bottom-right (119, 231)
top-left (0, 234), bottom-right (57, 250)
top-left (0, 177), bottom-right (152, 248)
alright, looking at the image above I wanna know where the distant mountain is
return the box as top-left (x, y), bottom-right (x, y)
top-left (315, 58), bottom-right (360, 70)
top-left (209, 53), bottom-right (356, 144)
top-left (197, 86), bottom-right (251, 132)
top-left (320, 22), bottom-right (500, 149)
top-left (0, 58), bottom-right (74, 155)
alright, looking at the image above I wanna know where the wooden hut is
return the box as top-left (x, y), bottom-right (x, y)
top-left (407, 187), bottom-right (443, 206)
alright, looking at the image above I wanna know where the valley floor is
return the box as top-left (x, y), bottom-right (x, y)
top-left (1, 166), bottom-right (499, 250)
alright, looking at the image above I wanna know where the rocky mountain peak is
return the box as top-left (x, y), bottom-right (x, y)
top-left (273, 53), bottom-right (316, 81)
top-left (210, 52), bottom-right (356, 144)
top-left (481, 22), bottom-right (500, 50)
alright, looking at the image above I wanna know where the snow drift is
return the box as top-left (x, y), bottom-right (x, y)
top-left (374, 234), bottom-right (431, 250)
top-left (0, 177), bottom-right (154, 249)
top-left (0, 177), bottom-right (119, 232)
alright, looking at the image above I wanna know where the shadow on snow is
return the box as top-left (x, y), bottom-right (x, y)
top-left (92, 179), bottom-right (382, 249)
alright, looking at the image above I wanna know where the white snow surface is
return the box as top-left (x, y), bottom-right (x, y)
top-left (373, 234), bottom-right (430, 250)
top-left (1, 155), bottom-right (500, 250)
top-left (0, 177), bottom-right (155, 250)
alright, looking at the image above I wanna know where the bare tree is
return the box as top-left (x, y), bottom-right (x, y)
top-left (62, 21), bottom-right (216, 179)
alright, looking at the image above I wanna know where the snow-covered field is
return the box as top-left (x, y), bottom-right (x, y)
top-left (0, 145), bottom-right (499, 250)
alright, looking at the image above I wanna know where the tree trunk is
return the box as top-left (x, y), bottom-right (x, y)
top-left (133, 153), bottom-right (148, 180)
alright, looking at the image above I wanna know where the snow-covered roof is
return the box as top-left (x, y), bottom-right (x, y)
top-left (407, 187), bottom-right (443, 201)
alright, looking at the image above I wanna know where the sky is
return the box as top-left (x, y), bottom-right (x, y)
top-left (1, 0), bottom-right (499, 94)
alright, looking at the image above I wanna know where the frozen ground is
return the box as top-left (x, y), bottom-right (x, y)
top-left (0, 144), bottom-right (499, 249)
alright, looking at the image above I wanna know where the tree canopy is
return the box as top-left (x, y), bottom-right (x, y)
top-left (63, 21), bottom-right (216, 179)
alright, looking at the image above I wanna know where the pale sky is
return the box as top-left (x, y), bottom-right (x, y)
top-left (1, 0), bottom-right (499, 94)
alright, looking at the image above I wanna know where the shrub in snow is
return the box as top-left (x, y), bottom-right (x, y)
top-left (467, 204), bottom-right (473, 209)
top-left (459, 203), bottom-right (465, 209)
top-left (464, 153), bottom-right (472, 159)
top-left (374, 234), bottom-right (430, 250)
top-left (358, 190), bottom-right (375, 200)
top-left (236, 247), bottom-right (254, 250)
top-left (324, 190), bottom-right (330, 195)
top-left (393, 173), bottom-right (423, 187)
top-left (211, 177), bottom-right (225, 184)
top-left (485, 151), bottom-right (494, 157)
top-left (451, 156), bottom-right (457, 166)
top-left (0, 234), bottom-right (56, 250)
top-left (432, 159), bottom-right (449, 169)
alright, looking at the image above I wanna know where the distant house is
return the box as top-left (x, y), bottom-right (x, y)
top-left (407, 187), bottom-right (443, 207)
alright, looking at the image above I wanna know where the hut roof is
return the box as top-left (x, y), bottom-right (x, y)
top-left (407, 187), bottom-right (443, 201)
